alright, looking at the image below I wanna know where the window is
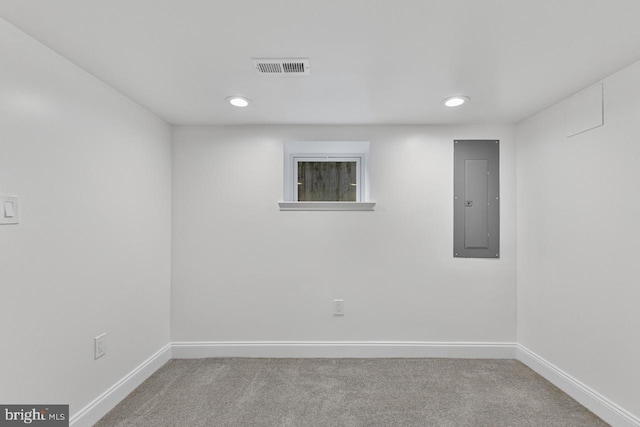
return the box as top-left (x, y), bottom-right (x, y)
top-left (279, 141), bottom-right (374, 211)
top-left (296, 160), bottom-right (358, 202)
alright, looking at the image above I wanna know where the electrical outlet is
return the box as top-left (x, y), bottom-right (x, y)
top-left (94, 333), bottom-right (106, 360)
top-left (333, 299), bottom-right (344, 316)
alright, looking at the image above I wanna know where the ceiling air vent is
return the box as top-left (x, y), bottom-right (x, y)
top-left (253, 58), bottom-right (310, 75)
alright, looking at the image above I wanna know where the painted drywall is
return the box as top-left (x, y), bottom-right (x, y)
top-left (0, 19), bottom-right (172, 418)
top-left (171, 125), bottom-right (516, 343)
top-left (516, 60), bottom-right (640, 418)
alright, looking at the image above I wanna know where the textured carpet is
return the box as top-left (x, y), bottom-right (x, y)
top-left (95, 358), bottom-right (608, 427)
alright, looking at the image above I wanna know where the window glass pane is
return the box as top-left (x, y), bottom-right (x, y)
top-left (297, 161), bottom-right (357, 201)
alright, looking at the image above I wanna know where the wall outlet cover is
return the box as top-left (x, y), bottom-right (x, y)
top-left (333, 299), bottom-right (344, 316)
top-left (94, 333), bottom-right (106, 360)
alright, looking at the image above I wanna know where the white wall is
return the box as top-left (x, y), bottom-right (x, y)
top-left (171, 125), bottom-right (516, 343)
top-left (516, 60), bottom-right (640, 419)
top-left (0, 19), bottom-right (172, 418)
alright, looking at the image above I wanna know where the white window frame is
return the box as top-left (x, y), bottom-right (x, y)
top-left (279, 141), bottom-right (375, 211)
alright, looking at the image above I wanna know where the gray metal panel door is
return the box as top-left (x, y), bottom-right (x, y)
top-left (454, 140), bottom-right (499, 258)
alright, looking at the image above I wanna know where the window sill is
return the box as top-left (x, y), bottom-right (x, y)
top-left (278, 202), bottom-right (376, 211)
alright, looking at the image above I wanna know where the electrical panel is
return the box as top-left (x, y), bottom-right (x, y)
top-left (454, 140), bottom-right (499, 258)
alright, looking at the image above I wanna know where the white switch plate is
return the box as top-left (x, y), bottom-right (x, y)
top-left (0, 195), bottom-right (19, 225)
top-left (333, 299), bottom-right (344, 316)
top-left (94, 333), bottom-right (106, 360)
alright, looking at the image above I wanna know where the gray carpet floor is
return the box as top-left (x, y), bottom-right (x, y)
top-left (95, 358), bottom-right (608, 427)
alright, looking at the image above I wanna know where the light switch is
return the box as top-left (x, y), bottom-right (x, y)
top-left (4, 202), bottom-right (15, 218)
top-left (0, 195), bottom-right (19, 225)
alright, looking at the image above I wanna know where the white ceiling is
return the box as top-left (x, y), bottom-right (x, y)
top-left (1, 1), bottom-right (640, 125)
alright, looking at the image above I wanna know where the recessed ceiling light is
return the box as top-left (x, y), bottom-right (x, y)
top-left (226, 96), bottom-right (251, 107)
top-left (443, 96), bottom-right (470, 107)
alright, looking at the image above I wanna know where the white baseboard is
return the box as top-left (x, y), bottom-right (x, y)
top-left (516, 344), bottom-right (640, 427)
top-left (66, 342), bottom-right (638, 427)
top-left (69, 344), bottom-right (172, 427)
top-left (171, 341), bottom-right (517, 359)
